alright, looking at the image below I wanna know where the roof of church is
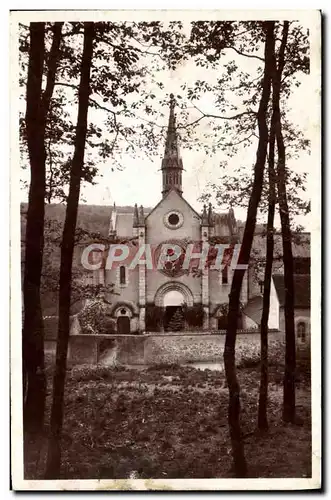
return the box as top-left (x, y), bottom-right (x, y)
top-left (21, 203), bottom-right (310, 258)
top-left (145, 187), bottom-right (201, 222)
top-left (242, 295), bottom-right (263, 324)
top-left (273, 274), bottom-right (311, 308)
top-left (21, 203), bottom-right (153, 238)
top-left (237, 222), bottom-right (311, 259)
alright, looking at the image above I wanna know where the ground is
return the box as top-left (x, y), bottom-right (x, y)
top-left (24, 359), bottom-right (311, 480)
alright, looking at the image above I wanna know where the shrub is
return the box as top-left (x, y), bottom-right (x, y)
top-left (167, 308), bottom-right (184, 331)
top-left (145, 304), bottom-right (164, 331)
top-left (182, 304), bottom-right (204, 328)
top-left (236, 339), bottom-right (285, 368)
top-left (268, 340), bottom-right (286, 366)
top-left (78, 300), bottom-right (116, 335)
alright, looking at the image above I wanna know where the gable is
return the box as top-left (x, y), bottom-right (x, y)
top-left (146, 188), bottom-right (201, 222)
top-left (145, 189), bottom-right (201, 244)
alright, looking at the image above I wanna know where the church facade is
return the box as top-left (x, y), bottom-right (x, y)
top-left (86, 96), bottom-right (253, 334)
top-left (79, 96), bottom-right (310, 340)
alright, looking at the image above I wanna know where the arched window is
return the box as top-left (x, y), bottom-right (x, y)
top-left (222, 265), bottom-right (228, 285)
top-left (297, 321), bottom-right (306, 343)
top-left (119, 265), bottom-right (126, 285)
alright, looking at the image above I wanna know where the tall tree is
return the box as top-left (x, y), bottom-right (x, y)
top-left (258, 22), bottom-right (294, 429)
top-left (272, 22), bottom-right (297, 423)
top-left (257, 99), bottom-right (276, 431)
top-left (188, 21), bottom-right (308, 432)
top-left (23, 21), bottom-right (63, 431)
top-left (45, 22), bottom-right (95, 479)
top-left (223, 22), bottom-right (275, 477)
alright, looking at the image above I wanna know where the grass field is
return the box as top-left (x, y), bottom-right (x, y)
top-left (24, 362), bottom-right (311, 480)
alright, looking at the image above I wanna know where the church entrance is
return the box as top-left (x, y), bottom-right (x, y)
top-left (164, 305), bottom-right (184, 331)
top-left (163, 289), bottom-right (185, 332)
top-left (117, 315), bottom-right (130, 334)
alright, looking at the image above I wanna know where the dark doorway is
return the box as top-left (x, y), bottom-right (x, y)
top-left (117, 316), bottom-right (130, 334)
top-left (164, 306), bottom-right (184, 331)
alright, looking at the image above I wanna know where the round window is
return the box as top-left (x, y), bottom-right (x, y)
top-left (120, 308), bottom-right (127, 315)
top-left (168, 213), bottom-right (180, 226)
top-left (164, 210), bottom-right (183, 230)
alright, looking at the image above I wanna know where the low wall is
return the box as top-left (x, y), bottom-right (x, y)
top-left (62, 330), bottom-right (284, 367)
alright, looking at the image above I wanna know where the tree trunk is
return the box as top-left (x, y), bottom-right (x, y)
top-left (23, 22), bottom-right (63, 433)
top-left (23, 22), bottom-right (46, 432)
top-left (45, 22), bottom-right (94, 479)
top-left (273, 22), bottom-right (296, 423)
top-left (257, 102), bottom-right (276, 431)
top-left (223, 22), bottom-right (275, 477)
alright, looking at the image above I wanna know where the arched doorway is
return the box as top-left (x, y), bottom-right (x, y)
top-left (154, 282), bottom-right (194, 332)
top-left (163, 290), bottom-right (185, 331)
top-left (117, 315), bottom-right (130, 334)
top-left (110, 303), bottom-right (136, 334)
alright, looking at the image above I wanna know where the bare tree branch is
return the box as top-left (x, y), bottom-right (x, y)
top-left (229, 46), bottom-right (265, 62)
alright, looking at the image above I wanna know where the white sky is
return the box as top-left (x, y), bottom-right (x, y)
top-left (19, 19), bottom-right (313, 230)
top-left (80, 48), bottom-right (312, 230)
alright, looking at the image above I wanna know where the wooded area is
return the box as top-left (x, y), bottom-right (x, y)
top-left (19, 19), bottom-right (312, 480)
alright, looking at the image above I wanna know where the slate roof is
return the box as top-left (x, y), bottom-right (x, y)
top-left (242, 295), bottom-right (263, 325)
top-left (237, 221), bottom-right (311, 259)
top-left (273, 274), bottom-right (311, 308)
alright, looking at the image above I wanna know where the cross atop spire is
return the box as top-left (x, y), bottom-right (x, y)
top-left (161, 94), bottom-right (183, 197)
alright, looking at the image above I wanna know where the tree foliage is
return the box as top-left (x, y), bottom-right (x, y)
top-left (19, 21), bottom-right (186, 203)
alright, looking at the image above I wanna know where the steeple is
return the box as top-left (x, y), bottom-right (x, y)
top-left (109, 202), bottom-right (117, 237)
top-left (201, 204), bottom-right (208, 226)
top-left (161, 93), bottom-right (183, 197)
top-left (133, 203), bottom-right (139, 227)
top-left (138, 205), bottom-right (145, 226)
top-left (208, 203), bottom-right (214, 226)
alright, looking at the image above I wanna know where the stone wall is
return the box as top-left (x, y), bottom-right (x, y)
top-left (63, 330), bottom-right (284, 367)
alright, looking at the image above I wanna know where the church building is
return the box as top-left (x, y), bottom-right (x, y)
top-left (94, 95), bottom-right (252, 334)
top-left (33, 96), bottom-right (310, 346)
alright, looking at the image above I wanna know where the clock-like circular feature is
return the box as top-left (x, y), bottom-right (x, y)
top-left (164, 210), bottom-right (184, 230)
top-left (154, 239), bottom-right (188, 278)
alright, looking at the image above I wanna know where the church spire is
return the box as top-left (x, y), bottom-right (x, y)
top-left (133, 203), bottom-right (139, 227)
top-left (161, 93), bottom-right (183, 197)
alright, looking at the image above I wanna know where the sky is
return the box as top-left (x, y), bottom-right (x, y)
top-left (19, 19), bottom-right (313, 230)
top-left (80, 43), bottom-right (312, 230)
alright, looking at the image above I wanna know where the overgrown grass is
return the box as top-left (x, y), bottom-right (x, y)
top-left (25, 362), bottom-right (311, 480)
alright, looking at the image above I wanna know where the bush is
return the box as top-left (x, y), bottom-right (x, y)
top-left (236, 339), bottom-right (285, 369)
top-left (182, 304), bottom-right (204, 328)
top-left (78, 300), bottom-right (116, 335)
